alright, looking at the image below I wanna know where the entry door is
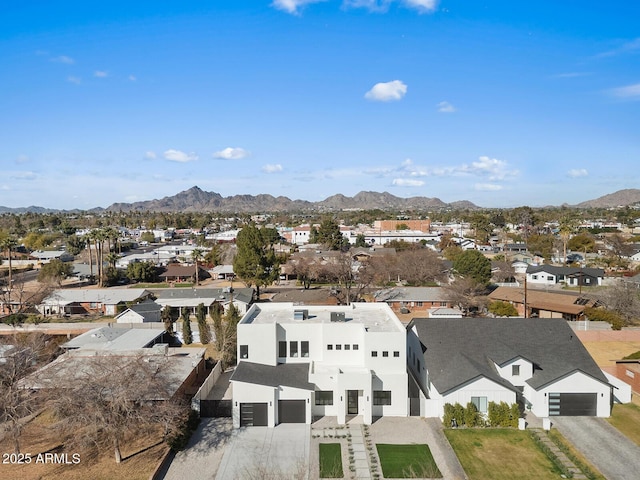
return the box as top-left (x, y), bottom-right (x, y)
top-left (347, 390), bottom-right (359, 415)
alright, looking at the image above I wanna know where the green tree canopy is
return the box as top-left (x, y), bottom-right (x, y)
top-left (313, 218), bottom-right (345, 250)
top-left (233, 224), bottom-right (278, 299)
top-left (38, 259), bottom-right (74, 285)
top-left (452, 249), bottom-right (491, 284)
top-left (488, 301), bottom-right (519, 317)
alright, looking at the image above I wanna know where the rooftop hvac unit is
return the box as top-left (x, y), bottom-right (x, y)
top-left (293, 309), bottom-right (309, 320)
top-left (330, 312), bottom-right (346, 322)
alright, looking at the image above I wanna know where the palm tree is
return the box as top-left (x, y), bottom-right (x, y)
top-left (192, 248), bottom-right (204, 286)
top-left (1, 236), bottom-right (19, 288)
top-left (105, 253), bottom-right (119, 269)
top-left (84, 232), bottom-right (94, 281)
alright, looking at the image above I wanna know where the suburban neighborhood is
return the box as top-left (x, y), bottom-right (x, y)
top-left (2, 199), bottom-right (640, 480)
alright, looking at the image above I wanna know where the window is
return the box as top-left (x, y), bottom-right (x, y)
top-left (290, 341), bottom-right (298, 357)
top-left (626, 370), bottom-right (635, 379)
top-left (344, 344), bottom-right (350, 350)
top-left (373, 390), bottom-right (392, 405)
top-left (327, 344), bottom-right (333, 350)
top-left (279, 341), bottom-right (287, 357)
top-left (471, 396), bottom-right (488, 413)
top-left (371, 351), bottom-right (378, 357)
top-left (512, 364), bottom-right (520, 376)
top-left (416, 302), bottom-right (423, 307)
top-left (532, 275), bottom-right (538, 280)
top-left (382, 351), bottom-right (389, 357)
top-left (393, 351), bottom-right (400, 357)
top-left (301, 341), bottom-right (309, 357)
top-left (315, 391), bottom-right (333, 406)
top-left (353, 344), bottom-right (359, 350)
top-left (336, 344), bottom-right (342, 350)
top-left (240, 345), bottom-right (249, 359)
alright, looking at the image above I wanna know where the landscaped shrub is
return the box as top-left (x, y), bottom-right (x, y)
top-left (165, 409), bottom-right (200, 451)
top-left (487, 401), bottom-right (521, 427)
top-left (584, 306), bottom-right (625, 330)
top-left (464, 402), bottom-right (482, 427)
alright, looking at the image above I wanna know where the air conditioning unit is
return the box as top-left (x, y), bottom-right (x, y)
top-left (330, 312), bottom-right (346, 322)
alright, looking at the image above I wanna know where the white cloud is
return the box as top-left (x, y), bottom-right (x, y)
top-left (403, 0), bottom-right (438, 13)
top-left (128, 75), bottom-right (137, 82)
top-left (67, 76), bottom-right (81, 85)
top-left (262, 164), bottom-right (283, 174)
top-left (463, 156), bottom-right (517, 180)
top-left (10, 171), bottom-right (37, 180)
top-left (567, 168), bottom-right (588, 178)
top-left (343, 0), bottom-right (437, 13)
top-left (437, 101), bottom-right (456, 113)
top-left (16, 154), bottom-right (29, 164)
top-left (144, 151), bottom-right (157, 160)
top-left (475, 183), bottom-right (503, 191)
top-left (51, 55), bottom-right (75, 64)
top-left (596, 38), bottom-right (640, 58)
top-left (94, 71), bottom-right (108, 78)
top-left (364, 80), bottom-right (407, 102)
top-left (609, 83), bottom-right (640, 99)
top-left (392, 178), bottom-right (425, 187)
top-left (272, 0), bottom-right (325, 14)
top-left (213, 147), bottom-right (250, 160)
top-left (163, 149), bottom-right (198, 163)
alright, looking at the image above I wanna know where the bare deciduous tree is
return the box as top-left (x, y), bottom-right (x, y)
top-left (444, 277), bottom-right (489, 315)
top-left (47, 354), bottom-right (188, 463)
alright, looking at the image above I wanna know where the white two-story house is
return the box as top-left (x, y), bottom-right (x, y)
top-left (230, 303), bottom-right (408, 427)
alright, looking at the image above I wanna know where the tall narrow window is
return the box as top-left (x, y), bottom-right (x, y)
top-left (239, 345), bottom-right (249, 359)
top-left (471, 396), bottom-right (488, 413)
top-left (290, 341), bottom-right (298, 357)
top-left (512, 364), bottom-right (520, 376)
top-left (301, 341), bottom-right (309, 358)
top-left (278, 341), bottom-right (287, 358)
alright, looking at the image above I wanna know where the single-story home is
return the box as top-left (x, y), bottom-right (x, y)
top-left (159, 264), bottom-right (210, 283)
top-left (38, 288), bottom-right (153, 316)
top-left (62, 325), bottom-right (168, 350)
top-left (211, 264), bottom-right (235, 280)
top-left (373, 287), bottom-right (453, 315)
top-left (154, 287), bottom-right (254, 317)
top-left (488, 286), bottom-right (600, 321)
top-left (407, 318), bottom-right (613, 418)
top-left (526, 265), bottom-right (605, 288)
top-left (115, 299), bottom-right (163, 323)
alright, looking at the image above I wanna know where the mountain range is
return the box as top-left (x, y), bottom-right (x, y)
top-left (2, 187), bottom-right (640, 214)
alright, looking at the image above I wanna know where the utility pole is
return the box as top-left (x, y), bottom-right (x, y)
top-left (523, 275), bottom-right (528, 318)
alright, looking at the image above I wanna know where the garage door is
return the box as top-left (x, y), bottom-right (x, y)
top-left (549, 393), bottom-right (597, 416)
top-left (278, 400), bottom-right (306, 423)
top-left (240, 403), bottom-right (268, 426)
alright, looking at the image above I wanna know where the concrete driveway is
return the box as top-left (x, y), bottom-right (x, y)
top-left (216, 424), bottom-right (310, 480)
top-left (552, 416), bottom-right (640, 480)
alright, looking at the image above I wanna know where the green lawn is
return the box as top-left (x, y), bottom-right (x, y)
top-left (375, 444), bottom-right (442, 479)
top-left (444, 429), bottom-right (563, 480)
top-left (608, 402), bottom-right (640, 446)
top-left (319, 443), bottom-right (343, 478)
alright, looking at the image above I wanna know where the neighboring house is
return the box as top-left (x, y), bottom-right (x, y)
top-left (116, 252), bottom-right (172, 269)
top-left (230, 303), bottom-right (408, 427)
top-left (407, 318), bottom-right (613, 418)
top-left (38, 288), bottom-right (153, 316)
top-left (159, 264), bottom-right (210, 283)
top-left (373, 287), bottom-right (452, 315)
top-left (511, 260), bottom-right (530, 275)
top-left (614, 360), bottom-right (640, 394)
top-left (211, 264), bottom-right (235, 280)
top-left (29, 250), bottom-right (74, 264)
top-left (62, 325), bottom-right (168, 350)
top-left (154, 287), bottom-right (254, 317)
top-left (504, 243), bottom-right (528, 254)
top-left (427, 307), bottom-right (463, 318)
top-left (526, 265), bottom-right (604, 288)
top-left (115, 299), bottom-right (163, 324)
top-left (488, 286), bottom-right (599, 321)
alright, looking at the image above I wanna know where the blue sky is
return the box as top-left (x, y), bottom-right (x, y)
top-left (1, 1), bottom-right (639, 210)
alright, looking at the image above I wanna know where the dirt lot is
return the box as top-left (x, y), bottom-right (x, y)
top-left (576, 330), bottom-right (640, 367)
top-left (0, 412), bottom-right (165, 480)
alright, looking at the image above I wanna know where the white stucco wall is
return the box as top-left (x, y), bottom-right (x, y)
top-left (495, 357), bottom-right (533, 387)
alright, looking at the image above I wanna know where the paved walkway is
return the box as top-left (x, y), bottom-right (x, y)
top-left (553, 416), bottom-right (640, 480)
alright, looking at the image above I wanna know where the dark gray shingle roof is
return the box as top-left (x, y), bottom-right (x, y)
top-left (411, 318), bottom-right (608, 394)
top-left (230, 361), bottom-right (314, 390)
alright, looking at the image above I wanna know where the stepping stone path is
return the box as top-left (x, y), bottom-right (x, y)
top-left (530, 428), bottom-right (588, 480)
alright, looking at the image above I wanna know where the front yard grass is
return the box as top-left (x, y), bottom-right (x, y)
top-left (319, 443), bottom-right (343, 478)
top-left (375, 444), bottom-right (442, 478)
top-left (607, 402), bottom-right (640, 446)
top-left (444, 429), bottom-right (563, 480)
